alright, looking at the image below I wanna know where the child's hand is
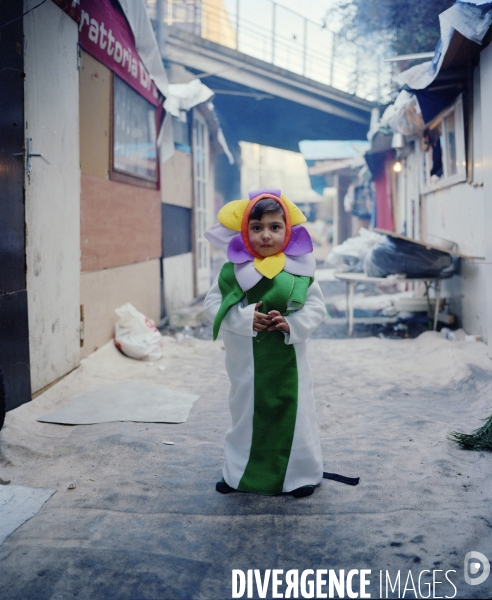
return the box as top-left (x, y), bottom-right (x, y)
top-left (267, 310), bottom-right (290, 333)
top-left (253, 301), bottom-right (272, 332)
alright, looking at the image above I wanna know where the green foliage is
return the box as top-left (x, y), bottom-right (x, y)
top-left (331, 0), bottom-right (455, 55)
top-left (448, 413), bottom-right (492, 451)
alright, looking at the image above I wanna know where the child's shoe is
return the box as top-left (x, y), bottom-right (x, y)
top-left (216, 479), bottom-right (236, 494)
top-left (291, 485), bottom-right (314, 498)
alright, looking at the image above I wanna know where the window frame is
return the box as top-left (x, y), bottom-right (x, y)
top-left (419, 94), bottom-right (466, 195)
top-left (110, 73), bottom-right (159, 190)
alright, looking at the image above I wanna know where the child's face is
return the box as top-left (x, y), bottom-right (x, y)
top-left (248, 212), bottom-right (286, 258)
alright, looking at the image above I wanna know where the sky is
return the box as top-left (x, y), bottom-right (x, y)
top-left (221, 0), bottom-right (386, 100)
top-left (223, 0), bottom-right (343, 33)
top-left (271, 0), bottom-right (341, 27)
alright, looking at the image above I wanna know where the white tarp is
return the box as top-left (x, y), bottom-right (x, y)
top-left (395, 0), bottom-right (492, 90)
top-left (164, 80), bottom-right (214, 117)
top-left (0, 486), bottom-right (56, 546)
top-left (116, 0), bottom-right (169, 97)
top-left (38, 381), bottom-right (200, 425)
top-left (379, 90), bottom-right (425, 135)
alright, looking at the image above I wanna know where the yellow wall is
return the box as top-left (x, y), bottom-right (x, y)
top-left (79, 50), bottom-right (161, 357)
top-left (80, 259), bottom-right (161, 358)
top-left (79, 50), bottom-right (111, 179)
top-left (161, 150), bottom-right (193, 208)
top-left (203, 0), bottom-right (236, 49)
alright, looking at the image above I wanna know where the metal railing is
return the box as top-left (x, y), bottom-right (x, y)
top-left (146, 0), bottom-right (391, 102)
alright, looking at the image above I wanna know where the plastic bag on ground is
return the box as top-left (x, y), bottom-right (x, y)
top-left (364, 236), bottom-right (453, 278)
top-left (326, 228), bottom-right (386, 272)
top-left (114, 303), bottom-right (163, 361)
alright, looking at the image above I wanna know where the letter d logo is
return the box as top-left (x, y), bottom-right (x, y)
top-left (464, 551), bottom-right (490, 585)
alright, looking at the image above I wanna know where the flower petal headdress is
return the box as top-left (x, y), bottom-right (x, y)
top-left (205, 188), bottom-right (315, 291)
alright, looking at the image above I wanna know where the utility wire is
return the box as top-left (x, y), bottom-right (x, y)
top-left (0, 0), bottom-right (48, 31)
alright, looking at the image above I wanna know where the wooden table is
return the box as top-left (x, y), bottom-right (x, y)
top-left (334, 272), bottom-right (443, 335)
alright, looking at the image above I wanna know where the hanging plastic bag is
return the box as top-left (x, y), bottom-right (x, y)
top-left (114, 303), bottom-right (163, 361)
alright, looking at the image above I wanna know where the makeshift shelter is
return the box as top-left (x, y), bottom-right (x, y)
top-left (368, 0), bottom-right (492, 346)
top-left (299, 140), bottom-right (371, 245)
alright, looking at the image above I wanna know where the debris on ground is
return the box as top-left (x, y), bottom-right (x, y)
top-left (465, 335), bottom-right (482, 342)
top-left (114, 303), bottom-right (163, 361)
top-left (448, 413), bottom-right (492, 451)
top-left (167, 305), bottom-right (207, 329)
top-left (66, 481), bottom-right (77, 490)
top-left (441, 327), bottom-right (458, 341)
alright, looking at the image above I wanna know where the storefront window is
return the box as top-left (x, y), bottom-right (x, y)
top-left (113, 75), bottom-right (157, 182)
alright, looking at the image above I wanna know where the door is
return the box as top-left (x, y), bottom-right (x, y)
top-left (0, 3), bottom-right (32, 415)
top-left (192, 110), bottom-right (211, 295)
top-left (405, 145), bottom-right (420, 240)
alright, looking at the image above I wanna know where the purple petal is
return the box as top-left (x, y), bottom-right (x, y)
top-left (227, 233), bottom-right (254, 263)
top-left (205, 222), bottom-right (237, 247)
top-left (248, 188), bottom-right (281, 200)
top-left (235, 262), bottom-right (263, 291)
top-left (284, 253), bottom-right (316, 277)
top-left (284, 226), bottom-right (313, 256)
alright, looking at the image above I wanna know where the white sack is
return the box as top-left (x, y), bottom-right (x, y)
top-left (114, 303), bottom-right (163, 361)
top-left (326, 228), bottom-right (386, 271)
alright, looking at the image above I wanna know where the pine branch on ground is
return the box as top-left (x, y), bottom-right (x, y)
top-left (447, 413), bottom-right (492, 451)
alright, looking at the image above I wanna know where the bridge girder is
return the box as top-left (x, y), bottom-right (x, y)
top-left (163, 28), bottom-right (376, 152)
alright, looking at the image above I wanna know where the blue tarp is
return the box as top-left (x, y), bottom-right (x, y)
top-left (396, 0), bottom-right (492, 91)
top-left (409, 86), bottom-right (462, 124)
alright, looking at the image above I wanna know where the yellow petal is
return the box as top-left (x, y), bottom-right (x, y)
top-left (217, 199), bottom-right (250, 232)
top-left (281, 194), bottom-right (307, 226)
top-left (254, 253), bottom-right (286, 279)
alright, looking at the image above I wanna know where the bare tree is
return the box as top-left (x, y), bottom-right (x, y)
top-left (329, 0), bottom-right (454, 55)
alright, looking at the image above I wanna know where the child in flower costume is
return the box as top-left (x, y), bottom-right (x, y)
top-left (204, 188), bottom-right (326, 498)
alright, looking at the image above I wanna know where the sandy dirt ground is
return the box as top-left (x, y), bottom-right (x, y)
top-left (1, 332), bottom-right (492, 599)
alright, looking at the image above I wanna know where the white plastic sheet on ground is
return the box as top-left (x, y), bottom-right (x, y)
top-left (37, 381), bottom-right (199, 425)
top-left (0, 486), bottom-right (56, 546)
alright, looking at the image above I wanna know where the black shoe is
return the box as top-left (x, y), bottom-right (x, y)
top-left (291, 485), bottom-right (314, 498)
top-left (216, 479), bottom-right (235, 494)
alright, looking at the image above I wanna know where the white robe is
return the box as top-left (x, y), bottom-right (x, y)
top-left (204, 277), bottom-right (326, 493)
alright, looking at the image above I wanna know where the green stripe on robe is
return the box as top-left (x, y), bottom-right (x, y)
top-left (241, 271), bottom-right (312, 494)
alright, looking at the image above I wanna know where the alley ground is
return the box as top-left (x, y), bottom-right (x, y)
top-left (1, 297), bottom-right (492, 598)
